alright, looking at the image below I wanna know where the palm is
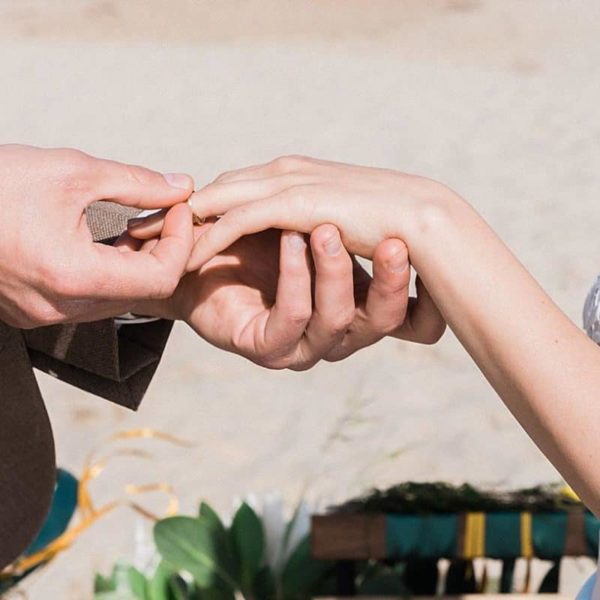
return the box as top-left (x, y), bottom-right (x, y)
top-left (173, 229), bottom-right (291, 361)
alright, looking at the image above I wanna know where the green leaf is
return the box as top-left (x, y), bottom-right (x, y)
top-left (281, 536), bottom-right (332, 600)
top-left (95, 572), bottom-right (117, 593)
top-left (148, 562), bottom-right (177, 600)
top-left (127, 566), bottom-right (149, 599)
top-left (198, 502), bottom-right (237, 581)
top-left (154, 516), bottom-right (236, 590)
top-left (95, 563), bottom-right (148, 599)
top-left (228, 502), bottom-right (265, 593)
top-left (199, 503), bottom-right (227, 538)
top-left (167, 574), bottom-right (192, 600)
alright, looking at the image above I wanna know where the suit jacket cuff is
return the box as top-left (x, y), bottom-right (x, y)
top-left (24, 319), bottom-right (173, 410)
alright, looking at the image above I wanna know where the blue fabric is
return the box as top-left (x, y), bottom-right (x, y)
top-left (25, 469), bottom-right (78, 556)
top-left (485, 512), bottom-right (521, 558)
top-left (387, 514), bottom-right (458, 558)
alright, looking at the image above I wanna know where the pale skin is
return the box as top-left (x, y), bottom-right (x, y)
top-left (175, 155), bottom-right (600, 515)
top-left (128, 164), bottom-right (445, 370)
top-left (0, 144), bottom-right (196, 327)
top-left (2, 144), bottom-right (434, 370)
top-left (128, 219), bottom-right (445, 370)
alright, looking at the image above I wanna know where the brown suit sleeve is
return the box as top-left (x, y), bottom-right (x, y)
top-left (23, 319), bottom-right (173, 410)
top-left (23, 200), bottom-right (173, 410)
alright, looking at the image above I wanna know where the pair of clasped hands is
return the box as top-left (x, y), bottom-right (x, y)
top-left (0, 145), bottom-right (445, 369)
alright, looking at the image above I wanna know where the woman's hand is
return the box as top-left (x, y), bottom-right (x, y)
top-left (186, 155), bottom-right (449, 268)
top-left (176, 155), bottom-right (446, 348)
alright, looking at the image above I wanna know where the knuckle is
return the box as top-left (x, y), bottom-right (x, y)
top-left (53, 147), bottom-right (90, 166)
top-left (272, 155), bottom-right (310, 173)
top-left (214, 169), bottom-right (236, 183)
top-left (49, 149), bottom-right (94, 194)
top-left (287, 307), bottom-right (312, 325)
top-left (288, 359), bottom-right (316, 372)
top-left (259, 355), bottom-right (290, 370)
top-left (124, 163), bottom-right (156, 186)
top-left (325, 350), bottom-right (348, 363)
top-left (328, 309), bottom-right (355, 334)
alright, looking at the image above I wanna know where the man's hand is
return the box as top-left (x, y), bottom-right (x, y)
top-left (130, 223), bottom-right (417, 370)
top-left (0, 144), bottom-right (194, 328)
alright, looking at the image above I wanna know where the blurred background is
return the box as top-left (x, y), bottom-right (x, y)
top-left (2, 0), bottom-right (600, 597)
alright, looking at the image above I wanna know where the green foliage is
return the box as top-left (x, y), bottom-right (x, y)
top-left (154, 516), bottom-right (235, 590)
top-left (96, 501), bottom-right (332, 600)
top-left (336, 481), bottom-right (582, 514)
top-left (280, 536), bottom-right (331, 600)
top-left (228, 502), bottom-right (265, 593)
top-left (93, 562), bottom-right (151, 600)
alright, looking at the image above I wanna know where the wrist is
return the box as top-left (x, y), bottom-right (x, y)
top-left (132, 297), bottom-right (179, 321)
top-left (394, 177), bottom-right (466, 251)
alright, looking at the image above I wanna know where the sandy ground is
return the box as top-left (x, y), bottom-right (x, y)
top-left (2, 0), bottom-right (600, 597)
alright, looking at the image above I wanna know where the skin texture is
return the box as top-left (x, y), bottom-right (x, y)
top-left (129, 219), bottom-right (442, 370)
top-left (0, 144), bottom-right (195, 327)
top-left (128, 161), bottom-right (445, 370)
top-left (184, 155), bottom-right (600, 515)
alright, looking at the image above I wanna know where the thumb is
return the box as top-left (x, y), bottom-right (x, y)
top-left (86, 156), bottom-right (194, 209)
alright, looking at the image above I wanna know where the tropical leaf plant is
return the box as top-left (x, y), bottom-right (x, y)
top-left (95, 501), bottom-right (333, 600)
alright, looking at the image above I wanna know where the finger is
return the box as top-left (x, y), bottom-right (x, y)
top-left (362, 239), bottom-right (411, 334)
top-left (187, 190), bottom-right (321, 270)
top-left (211, 155), bottom-right (323, 184)
top-left (212, 160), bottom-right (275, 184)
top-left (189, 175), bottom-right (307, 220)
top-left (295, 225), bottom-right (355, 366)
top-left (86, 156), bottom-right (194, 208)
top-left (127, 209), bottom-right (168, 239)
top-left (113, 231), bottom-right (144, 253)
top-left (392, 275), bottom-right (446, 344)
top-left (261, 231), bottom-right (312, 363)
top-left (89, 202), bottom-right (194, 300)
top-left (325, 239), bottom-right (410, 361)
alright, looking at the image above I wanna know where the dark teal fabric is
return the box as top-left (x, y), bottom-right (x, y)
top-left (385, 511), bottom-right (597, 559)
top-left (585, 512), bottom-right (600, 556)
top-left (386, 514), bottom-right (457, 558)
top-left (532, 513), bottom-right (567, 559)
top-left (25, 469), bottom-right (78, 556)
top-left (485, 512), bottom-right (521, 558)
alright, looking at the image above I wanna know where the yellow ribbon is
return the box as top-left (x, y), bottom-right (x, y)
top-left (463, 511), bottom-right (485, 558)
top-left (2, 428), bottom-right (192, 577)
top-left (520, 511), bottom-right (533, 559)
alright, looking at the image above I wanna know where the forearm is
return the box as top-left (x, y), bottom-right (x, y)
top-left (404, 190), bottom-right (600, 513)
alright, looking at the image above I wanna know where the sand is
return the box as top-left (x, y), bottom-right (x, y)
top-left (1, 0), bottom-right (599, 597)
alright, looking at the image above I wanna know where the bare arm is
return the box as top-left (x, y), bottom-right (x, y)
top-left (410, 194), bottom-right (600, 513)
top-left (187, 156), bottom-right (600, 513)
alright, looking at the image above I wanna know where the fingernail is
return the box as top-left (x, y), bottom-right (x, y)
top-left (323, 232), bottom-right (341, 256)
top-left (287, 232), bottom-right (307, 253)
top-left (163, 172), bottom-right (192, 190)
top-left (387, 251), bottom-right (408, 273)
